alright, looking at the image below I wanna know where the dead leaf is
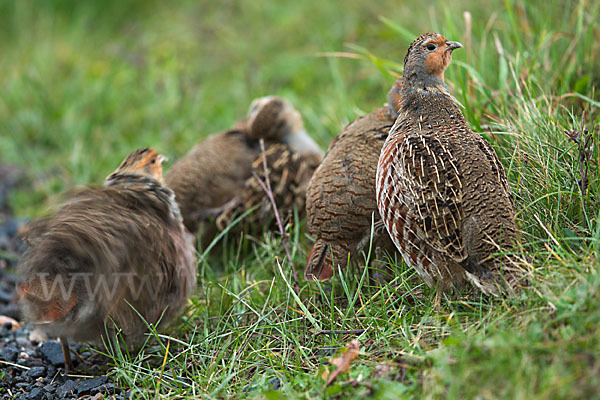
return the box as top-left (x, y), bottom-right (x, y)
top-left (325, 339), bottom-right (360, 386)
top-left (0, 315), bottom-right (22, 331)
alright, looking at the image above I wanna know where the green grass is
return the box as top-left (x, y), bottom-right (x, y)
top-left (1, 0), bottom-right (599, 398)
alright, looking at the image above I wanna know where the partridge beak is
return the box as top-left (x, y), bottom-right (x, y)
top-left (446, 41), bottom-right (463, 52)
top-left (158, 154), bottom-right (168, 164)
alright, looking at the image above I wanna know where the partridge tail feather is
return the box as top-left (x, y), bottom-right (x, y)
top-left (462, 255), bottom-right (521, 297)
top-left (305, 240), bottom-right (334, 280)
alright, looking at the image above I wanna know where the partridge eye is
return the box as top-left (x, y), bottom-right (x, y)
top-left (150, 158), bottom-right (156, 164)
top-left (426, 43), bottom-right (437, 51)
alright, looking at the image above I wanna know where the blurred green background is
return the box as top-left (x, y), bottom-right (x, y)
top-left (1, 0), bottom-right (596, 217)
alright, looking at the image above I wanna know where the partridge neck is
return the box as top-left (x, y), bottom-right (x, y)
top-left (399, 72), bottom-right (463, 122)
top-left (105, 173), bottom-right (184, 225)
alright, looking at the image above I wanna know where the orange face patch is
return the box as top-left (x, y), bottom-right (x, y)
top-left (137, 150), bottom-right (166, 181)
top-left (423, 36), bottom-right (452, 79)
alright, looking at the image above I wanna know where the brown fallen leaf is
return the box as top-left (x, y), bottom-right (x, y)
top-left (325, 339), bottom-right (360, 386)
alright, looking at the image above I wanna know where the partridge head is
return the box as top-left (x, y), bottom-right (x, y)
top-left (18, 148), bottom-right (196, 371)
top-left (376, 33), bottom-right (520, 297)
top-left (247, 95), bottom-right (323, 156)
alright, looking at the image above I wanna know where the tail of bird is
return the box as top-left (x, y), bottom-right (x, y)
top-left (304, 239), bottom-right (349, 281)
top-left (462, 253), bottom-right (523, 297)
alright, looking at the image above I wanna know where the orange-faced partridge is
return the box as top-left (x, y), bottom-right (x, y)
top-left (166, 96), bottom-right (322, 237)
top-left (305, 84), bottom-right (403, 280)
top-left (376, 33), bottom-right (519, 297)
top-left (18, 148), bottom-right (197, 371)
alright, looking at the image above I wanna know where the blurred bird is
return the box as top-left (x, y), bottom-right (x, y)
top-left (216, 143), bottom-right (322, 233)
top-left (376, 33), bottom-right (519, 298)
top-left (166, 96), bottom-right (322, 238)
top-left (18, 148), bottom-right (197, 371)
top-left (304, 87), bottom-right (402, 281)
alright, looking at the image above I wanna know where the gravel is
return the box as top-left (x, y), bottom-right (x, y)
top-left (27, 366), bottom-right (46, 379)
top-left (0, 188), bottom-right (129, 399)
top-left (39, 341), bottom-right (67, 367)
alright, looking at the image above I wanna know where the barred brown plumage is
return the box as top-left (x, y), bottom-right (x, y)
top-left (376, 32), bottom-right (520, 297)
top-left (305, 87), bottom-right (403, 281)
top-left (165, 96), bottom-right (322, 238)
top-left (216, 142), bottom-right (322, 233)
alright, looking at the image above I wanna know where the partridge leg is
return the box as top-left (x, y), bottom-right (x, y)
top-left (60, 336), bottom-right (73, 373)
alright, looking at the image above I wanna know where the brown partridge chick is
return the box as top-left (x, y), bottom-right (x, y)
top-left (18, 148), bottom-right (197, 371)
top-left (305, 104), bottom-right (398, 281)
top-left (166, 96), bottom-right (322, 237)
top-left (215, 143), bottom-right (322, 233)
top-left (376, 33), bottom-right (519, 297)
top-left (165, 128), bottom-right (258, 235)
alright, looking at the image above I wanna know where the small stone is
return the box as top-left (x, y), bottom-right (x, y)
top-left (46, 365), bottom-right (57, 378)
top-left (1, 345), bottom-right (18, 362)
top-left (92, 383), bottom-right (117, 395)
top-left (56, 380), bottom-right (78, 398)
top-left (78, 376), bottom-right (109, 395)
top-left (28, 366), bottom-right (46, 379)
top-left (43, 384), bottom-right (56, 393)
top-left (39, 341), bottom-right (65, 367)
top-left (28, 387), bottom-right (44, 400)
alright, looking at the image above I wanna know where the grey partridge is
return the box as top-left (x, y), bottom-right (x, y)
top-left (305, 101), bottom-right (399, 281)
top-left (18, 148), bottom-right (197, 371)
top-left (376, 33), bottom-right (519, 296)
top-left (166, 96), bottom-right (322, 237)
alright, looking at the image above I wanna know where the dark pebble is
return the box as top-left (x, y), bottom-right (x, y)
top-left (16, 337), bottom-right (31, 348)
top-left (39, 341), bottom-right (65, 367)
top-left (43, 384), bottom-right (56, 393)
top-left (27, 387), bottom-right (44, 400)
top-left (46, 365), bottom-right (57, 378)
top-left (318, 346), bottom-right (341, 356)
top-left (56, 380), bottom-right (78, 398)
top-left (28, 366), bottom-right (46, 379)
top-left (15, 382), bottom-right (29, 389)
top-left (77, 376), bottom-right (108, 395)
top-left (267, 377), bottom-right (281, 391)
top-left (1, 345), bottom-right (18, 362)
top-left (93, 382), bottom-right (118, 395)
